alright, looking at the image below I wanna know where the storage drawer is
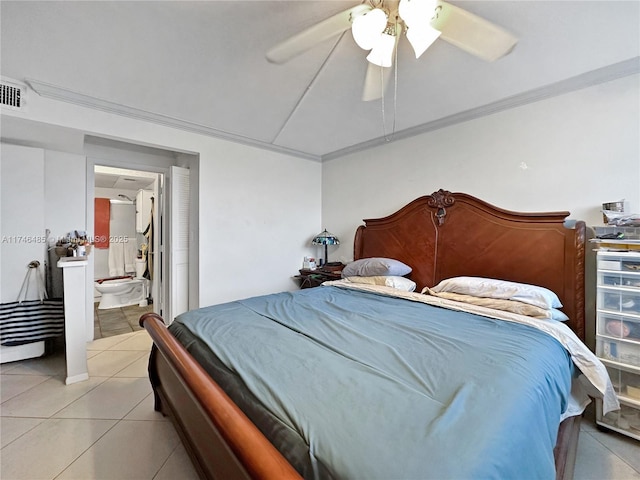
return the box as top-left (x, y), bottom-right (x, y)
top-left (603, 366), bottom-right (640, 401)
top-left (598, 271), bottom-right (640, 288)
top-left (597, 366), bottom-right (640, 439)
top-left (598, 254), bottom-right (640, 272)
top-left (598, 288), bottom-right (640, 316)
top-left (597, 338), bottom-right (640, 367)
top-left (595, 250), bottom-right (640, 441)
top-left (597, 314), bottom-right (640, 340)
top-left (597, 402), bottom-right (640, 438)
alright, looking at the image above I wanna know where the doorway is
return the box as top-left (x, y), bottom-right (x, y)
top-left (92, 166), bottom-right (162, 339)
top-left (84, 136), bottom-right (198, 343)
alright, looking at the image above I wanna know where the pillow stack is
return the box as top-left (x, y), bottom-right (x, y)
top-left (341, 258), bottom-right (416, 292)
top-left (424, 276), bottom-right (569, 321)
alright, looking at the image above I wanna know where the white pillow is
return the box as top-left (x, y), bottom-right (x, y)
top-left (550, 308), bottom-right (569, 322)
top-left (345, 276), bottom-right (416, 292)
top-left (430, 276), bottom-right (562, 309)
top-left (423, 288), bottom-right (569, 321)
top-left (342, 258), bottom-right (412, 277)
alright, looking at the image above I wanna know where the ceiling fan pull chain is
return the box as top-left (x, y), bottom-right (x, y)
top-left (383, 16), bottom-right (400, 142)
top-left (392, 26), bottom-right (398, 138)
top-left (380, 65), bottom-right (387, 140)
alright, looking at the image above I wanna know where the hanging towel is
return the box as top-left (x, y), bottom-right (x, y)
top-left (143, 198), bottom-right (154, 281)
top-left (94, 198), bottom-right (110, 249)
top-left (123, 242), bottom-right (138, 274)
top-left (96, 276), bottom-right (132, 284)
top-left (108, 242), bottom-right (125, 276)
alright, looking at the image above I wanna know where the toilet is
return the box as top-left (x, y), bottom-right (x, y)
top-left (94, 258), bottom-right (148, 309)
top-left (94, 277), bottom-right (145, 309)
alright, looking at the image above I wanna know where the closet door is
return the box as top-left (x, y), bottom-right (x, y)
top-left (168, 165), bottom-right (190, 323)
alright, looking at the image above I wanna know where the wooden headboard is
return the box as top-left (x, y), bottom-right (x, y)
top-left (354, 189), bottom-right (586, 340)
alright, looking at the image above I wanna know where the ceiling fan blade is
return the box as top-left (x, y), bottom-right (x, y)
top-left (362, 62), bottom-right (392, 102)
top-left (431, 1), bottom-right (517, 62)
top-left (266, 4), bottom-right (371, 64)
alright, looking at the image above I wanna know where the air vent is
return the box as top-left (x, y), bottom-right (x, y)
top-left (1, 78), bottom-right (26, 111)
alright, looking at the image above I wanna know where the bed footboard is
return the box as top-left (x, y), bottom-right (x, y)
top-left (555, 414), bottom-right (582, 480)
top-left (139, 313), bottom-right (302, 480)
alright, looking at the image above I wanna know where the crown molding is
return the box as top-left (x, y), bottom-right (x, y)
top-left (25, 57), bottom-right (639, 163)
top-left (322, 57), bottom-right (640, 161)
top-left (25, 79), bottom-right (322, 162)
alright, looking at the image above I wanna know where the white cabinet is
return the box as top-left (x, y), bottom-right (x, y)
top-left (136, 190), bottom-right (153, 233)
top-left (595, 250), bottom-right (640, 440)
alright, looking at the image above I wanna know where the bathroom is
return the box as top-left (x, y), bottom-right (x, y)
top-left (93, 166), bottom-right (159, 337)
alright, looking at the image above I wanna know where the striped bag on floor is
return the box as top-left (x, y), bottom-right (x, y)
top-left (0, 261), bottom-right (64, 346)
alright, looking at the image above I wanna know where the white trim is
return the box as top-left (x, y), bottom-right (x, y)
top-left (323, 57), bottom-right (640, 161)
top-left (25, 58), bottom-right (640, 162)
top-left (25, 79), bottom-right (321, 163)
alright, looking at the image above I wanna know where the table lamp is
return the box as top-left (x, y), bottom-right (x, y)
top-left (312, 229), bottom-right (340, 266)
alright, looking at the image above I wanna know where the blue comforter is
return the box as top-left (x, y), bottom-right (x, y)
top-left (175, 286), bottom-right (573, 479)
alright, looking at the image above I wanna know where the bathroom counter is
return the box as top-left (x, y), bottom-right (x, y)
top-left (57, 256), bottom-right (88, 265)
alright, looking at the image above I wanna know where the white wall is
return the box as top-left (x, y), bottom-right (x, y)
top-left (322, 74), bottom-right (640, 261)
top-left (7, 73), bottom-right (635, 311)
top-left (44, 150), bottom-right (87, 244)
top-left (1, 90), bottom-right (322, 309)
top-left (44, 150), bottom-right (87, 299)
top-left (0, 144), bottom-right (45, 303)
top-left (1, 145), bottom-right (86, 320)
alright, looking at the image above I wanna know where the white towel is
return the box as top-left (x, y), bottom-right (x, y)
top-left (124, 242), bottom-right (138, 274)
top-left (108, 242), bottom-right (125, 276)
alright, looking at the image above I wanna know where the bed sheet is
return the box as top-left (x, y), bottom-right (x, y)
top-left (172, 285), bottom-right (588, 479)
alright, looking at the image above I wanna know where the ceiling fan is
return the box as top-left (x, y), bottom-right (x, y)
top-left (266, 0), bottom-right (517, 101)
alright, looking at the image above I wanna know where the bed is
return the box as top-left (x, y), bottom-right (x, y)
top-left (140, 189), bottom-right (618, 480)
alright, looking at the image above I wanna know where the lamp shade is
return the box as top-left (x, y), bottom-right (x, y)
top-left (366, 23), bottom-right (397, 67)
top-left (351, 8), bottom-right (387, 50)
top-left (398, 0), bottom-right (440, 58)
top-left (406, 23), bottom-right (441, 58)
top-left (398, 0), bottom-right (438, 28)
top-left (312, 229), bottom-right (340, 246)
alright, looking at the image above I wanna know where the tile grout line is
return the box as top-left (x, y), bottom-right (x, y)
top-left (582, 430), bottom-right (640, 475)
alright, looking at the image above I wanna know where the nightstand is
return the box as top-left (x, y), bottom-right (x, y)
top-left (296, 268), bottom-right (343, 289)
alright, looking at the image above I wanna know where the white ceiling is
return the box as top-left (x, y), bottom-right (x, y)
top-left (94, 166), bottom-right (156, 191)
top-left (1, 1), bottom-right (639, 161)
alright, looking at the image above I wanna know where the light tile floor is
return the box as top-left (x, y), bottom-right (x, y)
top-left (1, 330), bottom-right (639, 479)
top-left (94, 303), bottom-right (154, 339)
top-left (0, 331), bottom-right (199, 480)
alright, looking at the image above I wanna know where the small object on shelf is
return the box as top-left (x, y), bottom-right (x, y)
top-left (302, 257), bottom-right (317, 270)
top-left (320, 262), bottom-right (343, 274)
top-left (295, 268), bottom-right (342, 289)
top-left (598, 232), bottom-right (625, 240)
top-left (627, 384), bottom-right (640, 400)
top-left (606, 320), bottom-right (631, 338)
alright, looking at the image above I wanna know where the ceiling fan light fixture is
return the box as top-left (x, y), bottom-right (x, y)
top-left (406, 23), bottom-right (441, 58)
top-left (398, 0), bottom-right (439, 28)
top-left (351, 8), bottom-right (388, 50)
top-left (366, 24), bottom-right (397, 67)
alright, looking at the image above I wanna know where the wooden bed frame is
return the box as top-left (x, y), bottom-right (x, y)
top-left (140, 189), bottom-right (587, 480)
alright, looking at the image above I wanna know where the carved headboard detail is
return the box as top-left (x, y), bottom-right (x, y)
top-left (353, 190), bottom-right (586, 340)
top-left (427, 189), bottom-right (456, 226)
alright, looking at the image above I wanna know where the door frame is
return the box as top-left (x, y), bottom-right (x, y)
top-left (86, 159), bottom-right (169, 340)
